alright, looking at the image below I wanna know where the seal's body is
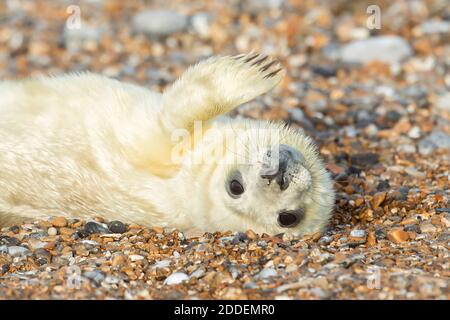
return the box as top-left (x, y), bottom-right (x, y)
top-left (0, 54), bottom-right (334, 237)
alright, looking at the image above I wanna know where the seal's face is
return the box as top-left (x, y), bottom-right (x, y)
top-left (181, 120), bottom-right (334, 238)
top-left (222, 144), bottom-right (315, 237)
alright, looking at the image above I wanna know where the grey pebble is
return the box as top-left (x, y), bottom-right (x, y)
top-left (132, 10), bottom-right (188, 37)
top-left (8, 246), bottom-right (31, 257)
top-left (339, 35), bottom-right (412, 65)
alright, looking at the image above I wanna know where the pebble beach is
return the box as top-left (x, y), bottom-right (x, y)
top-left (0, 0), bottom-right (449, 299)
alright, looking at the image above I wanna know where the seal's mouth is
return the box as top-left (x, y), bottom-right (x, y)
top-left (277, 209), bottom-right (304, 228)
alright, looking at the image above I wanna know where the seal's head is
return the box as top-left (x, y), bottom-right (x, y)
top-left (180, 120), bottom-right (334, 238)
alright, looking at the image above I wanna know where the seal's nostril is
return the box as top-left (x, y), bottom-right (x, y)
top-left (277, 209), bottom-right (303, 228)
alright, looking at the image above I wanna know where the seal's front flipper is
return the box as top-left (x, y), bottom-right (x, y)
top-left (160, 53), bottom-right (284, 132)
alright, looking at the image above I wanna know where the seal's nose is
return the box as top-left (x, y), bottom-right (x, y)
top-left (260, 144), bottom-right (302, 191)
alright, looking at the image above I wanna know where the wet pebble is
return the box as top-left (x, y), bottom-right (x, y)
top-left (84, 221), bottom-right (110, 235)
top-left (107, 221), bottom-right (127, 234)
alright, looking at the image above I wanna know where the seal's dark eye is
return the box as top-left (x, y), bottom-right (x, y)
top-left (229, 180), bottom-right (244, 196)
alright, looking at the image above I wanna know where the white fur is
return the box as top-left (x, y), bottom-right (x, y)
top-left (0, 54), bottom-right (334, 237)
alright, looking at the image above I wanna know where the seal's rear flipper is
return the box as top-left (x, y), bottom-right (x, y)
top-left (160, 53), bottom-right (284, 132)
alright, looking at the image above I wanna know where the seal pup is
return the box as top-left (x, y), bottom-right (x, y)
top-left (0, 53), bottom-right (334, 237)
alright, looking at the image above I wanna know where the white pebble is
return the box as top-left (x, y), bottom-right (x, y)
top-left (47, 227), bottom-right (57, 236)
top-left (152, 259), bottom-right (171, 268)
top-left (408, 126), bottom-right (421, 139)
top-left (256, 267), bottom-right (277, 279)
top-left (164, 272), bottom-right (189, 285)
top-left (129, 254), bottom-right (144, 262)
top-left (8, 246), bottom-right (30, 257)
top-left (350, 229), bottom-right (367, 238)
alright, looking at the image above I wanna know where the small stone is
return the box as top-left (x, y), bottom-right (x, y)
top-left (152, 226), bottom-right (164, 234)
top-left (111, 254), bottom-right (127, 267)
top-left (84, 221), bottom-right (110, 235)
top-left (7, 246), bottom-right (30, 257)
top-left (256, 267), bottom-right (277, 279)
top-left (190, 268), bottom-right (205, 279)
top-left (28, 239), bottom-right (47, 250)
top-left (351, 153), bottom-right (379, 167)
top-left (152, 259), bottom-right (171, 269)
top-left (350, 229), bottom-right (367, 239)
top-left (231, 232), bottom-right (248, 245)
top-left (339, 35), bottom-right (413, 65)
top-left (408, 126), bottom-right (421, 139)
top-left (311, 64), bottom-right (337, 78)
top-left (107, 221), bottom-right (127, 234)
top-left (84, 270), bottom-right (105, 284)
top-left (9, 226), bottom-right (20, 234)
top-left (318, 235), bottom-right (333, 245)
top-left (129, 254), bottom-right (144, 262)
top-left (132, 10), bottom-right (188, 37)
top-left (0, 236), bottom-right (20, 246)
top-left (420, 224), bottom-right (437, 233)
top-left (47, 227), bottom-right (58, 236)
top-left (404, 167), bottom-right (426, 179)
top-left (285, 264), bottom-right (298, 273)
top-left (164, 272), bottom-right (189, 285)
top-left (387, 229), bottom-right (410, 243)
top-left (191, 13), bottom-right (210, 37)
top-left (367, 232), bottom-right (377, 246)
top-left (59, 227), bottom-right (75, 236)
top-left (245, 229), bottom-right (258, 240)
top-left (50, 217), bottom-right (68, 228)
top-left (372, 192), bottom-right (387, 209)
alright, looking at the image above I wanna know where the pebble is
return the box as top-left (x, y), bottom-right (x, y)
top-left (50, 217), bottom-right (68, 228)
top-left (152, 259), bottom-right (171, 269)
top-left (231, 232), bottom-right (248, 244)
top-left (84, 221), bottom-right (110, 235)
top-left (318, 235), bottom-right (333, 245)
top-left (420, 131), bottom-right (450, 152)
top-left (190, 268), bottom-right (206, 279)
top-left (191, 13), bottom-right (210, 37)
top-left (408, 126), bottom-right (421, 139)
top-left (387, 229), bottom-right (410, 243)
top-left (0, 236), bottom-right (21, 246)
top-left (84, 270), bottom-right (106, 284)
top-left (47, 227), bottom-right (58, 236)
top-left (128, 254), bottom-right (144, 262)
top-left (111, 254), bottom-right (127, 267)
top-left (107, 221), bottom-right (127, 234)
top-left (420, 224), bottom-right (437, 233)
top-left (350, 229), bottom-right (367, 238)
top-left (164, 272), bottom-right (189, 285)
top-left (132, 10), bottom-right (188, 37)
top-left (404, 167), bottom-right (426, 179)
top-left (372, 192), bottom-right (387, 209)
top-left (339, 36), bottom-right (413, 65)
top-left (256, 267), bottom-right (277, 279)
top-left (7, 246), bottom-right (30, 257)
top-left (245, 229), bottom-right (258, 240)
top-left (420, 20), bottom-right (450, 34)
top-left (351, 153), bottom-right (379, 167)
